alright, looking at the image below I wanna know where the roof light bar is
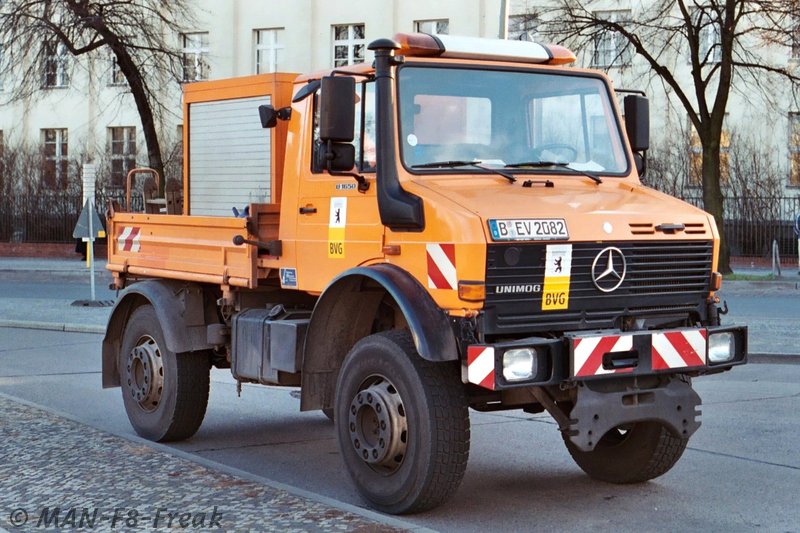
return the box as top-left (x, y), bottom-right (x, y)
top-left (394, 33), bottom-right (576, 65)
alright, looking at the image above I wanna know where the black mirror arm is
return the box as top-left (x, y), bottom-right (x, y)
top-left (325, 149), bottom-right (370, 194)
top-left (326, 166), bottom-right (370, 193)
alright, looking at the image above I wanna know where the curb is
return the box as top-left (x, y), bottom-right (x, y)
top-left (0, 391), bottom-right (434, 533)
top-left (2, 321), bottom-right (800, 363)
top-left (747, 353), bottom-right (800, 364)
top-left (723, 279), bottom-right (800, 289)
top-left (0, 320), bottom-right (105, 334)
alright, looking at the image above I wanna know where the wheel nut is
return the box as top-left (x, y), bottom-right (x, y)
top-left (376, 404), bottom-right (381, 413)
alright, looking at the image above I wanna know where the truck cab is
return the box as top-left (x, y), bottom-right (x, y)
top-left (103, 33), bottom-right (747, 514)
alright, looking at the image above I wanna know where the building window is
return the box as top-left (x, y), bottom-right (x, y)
top-left (332, 24), bottom-right (365, 67)
top-left (41, 128), bottom-right (69, 188)
top-left (591, 11), bottom-right (632, 68)
top-left (181, 32), bottom-right (209, 82)
top-left (790, 113), bottom-right (800, 186)
top-left (254, 28), bottom-right (284, 74)
top-left (689, 124), bottom-right (729, 186)
top-left (109, 51), bottom-right (126, 85)
top-left (508, 14), bottom-right (540, 41)
top-left (694, 8), bottom-right (722, 64)
top-left (42, 40), bottom-right (70, 88)
top-left (109, 127), bottom-right (137, 188)
top-left (415, 19), bottom-right (449, 35)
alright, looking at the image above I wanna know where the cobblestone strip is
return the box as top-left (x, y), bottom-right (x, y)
top-left (0, 395), bottom-right (409, 532)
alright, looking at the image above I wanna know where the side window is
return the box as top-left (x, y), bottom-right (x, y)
top-left (356, 81), bottom-right (376, 172)
top-left (311, 79), bottom-right (375, 173)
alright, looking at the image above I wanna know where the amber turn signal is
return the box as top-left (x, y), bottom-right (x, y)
top-left (710, 271), bottom-right (723, 291)
top-left (458, 281), bottom-right (486, 302)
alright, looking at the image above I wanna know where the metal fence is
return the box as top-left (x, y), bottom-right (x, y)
top-left (0, 191), bottom-right (142, 243)
top-left (1, 191), bottom-right (798, 260)
top-left (683, 195), bottom-right (800, 259)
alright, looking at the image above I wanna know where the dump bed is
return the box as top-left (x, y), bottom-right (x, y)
top-left (106, 73), bottom-right (295, 289)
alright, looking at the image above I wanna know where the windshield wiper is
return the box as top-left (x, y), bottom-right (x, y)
top-left (505, 161), bottom-right (603, 185)
top-left (412, 160), bottom-right (516, 183)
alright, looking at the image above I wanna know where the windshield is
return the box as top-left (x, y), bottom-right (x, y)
top-left (397, 66), bottom-right (629, 175)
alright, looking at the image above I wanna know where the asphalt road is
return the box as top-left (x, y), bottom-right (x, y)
top-left (0, 275), bottom-right (117, 302)
top-left (1, 327), bottom-right (798, 532)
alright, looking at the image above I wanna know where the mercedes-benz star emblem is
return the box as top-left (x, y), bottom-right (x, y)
top-left (591, 247), bottom-right (626, 293)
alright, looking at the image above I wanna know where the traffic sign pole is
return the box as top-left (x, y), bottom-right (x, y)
top-left (88, 194), bottom-right (96, 301)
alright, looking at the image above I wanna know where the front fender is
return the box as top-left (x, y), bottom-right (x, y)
top-left (299, 263), bottom-right (458, 411)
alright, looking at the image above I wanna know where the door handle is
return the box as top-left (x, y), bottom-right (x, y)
top-left (299, 206), bottom-right (317, 215)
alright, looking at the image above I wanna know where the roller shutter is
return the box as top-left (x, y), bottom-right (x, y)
top-left (189, 96), bottom-right (271, 216)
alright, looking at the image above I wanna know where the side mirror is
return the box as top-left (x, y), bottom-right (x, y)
top-left (259, 104), bottom-right (291, 129)
top-left (624, 95), bottom-right (649, 152)
top-left (319, 76), bottom-right (355, 142)
top-left (259, 105), bottom-right (278, 128)
top-left (327, 143), bottom-right (356, 171)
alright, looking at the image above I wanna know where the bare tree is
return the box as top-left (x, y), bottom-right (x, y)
top-left (646, 123), bottom-right (694, 198)
top-left (542, 0), bottom-right (800, 273)
top-left (0, 0), bottom-right (193, 186)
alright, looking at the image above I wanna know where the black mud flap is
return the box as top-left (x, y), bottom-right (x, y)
top-left (567, 377), bottom-right (701, 452)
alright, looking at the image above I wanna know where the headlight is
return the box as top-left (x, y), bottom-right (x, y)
top-left (708, 332), bottom-right (734, 363)
top-left (503, 348), bottom-right (537, 381)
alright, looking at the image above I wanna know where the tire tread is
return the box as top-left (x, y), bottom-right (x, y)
top-left (382, 331), bottom-right (469, 513)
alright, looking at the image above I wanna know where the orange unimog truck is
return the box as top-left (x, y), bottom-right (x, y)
top-left (102, 34), bottom-right (747, 514)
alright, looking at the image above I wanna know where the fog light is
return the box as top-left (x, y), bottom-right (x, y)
top-left (708, 332), bottom-right (734, 363)
top-left (503, 348), bottom-right (536, 381)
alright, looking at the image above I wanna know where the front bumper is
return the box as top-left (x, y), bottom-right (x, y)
top-left (465, 325), bottom-right (747, 391)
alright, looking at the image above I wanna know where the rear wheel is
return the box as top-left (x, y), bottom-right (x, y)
top-left (119, 305), bottom-right (210, 442)
top-left (563, 421), bottom-right (688, 484)
top-left (335, 330), bottom-right (469, 514)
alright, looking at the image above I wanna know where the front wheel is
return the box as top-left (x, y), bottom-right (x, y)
top-left (335, 331), bottom-right (470, 514)
top-left (119, 305), bottom-right (210, 442)
top-left (563, 421), bottom-right (688, 484)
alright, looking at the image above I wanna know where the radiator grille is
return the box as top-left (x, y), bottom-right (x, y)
top-left (484, 241), bottom-right (712, 334)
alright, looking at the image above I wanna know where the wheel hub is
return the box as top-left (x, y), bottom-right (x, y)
top-left (124, 336), bottom-right (164, 412)
top-left (347, 377), bottom-right (407, 472)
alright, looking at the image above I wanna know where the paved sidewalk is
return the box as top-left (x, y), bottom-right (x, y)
top-left (0, 393), bottom-right (418, 532)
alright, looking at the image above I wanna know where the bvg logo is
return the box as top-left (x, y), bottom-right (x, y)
top-left (544, 292), bottom-right (567, 306)
top-left (329, 242), bottom-right (344, 256)
top-left (328, 197), bottom-right (347, 258)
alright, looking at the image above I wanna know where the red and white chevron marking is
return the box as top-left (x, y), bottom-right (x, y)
top-left (118, 226), bottom-right (141, 252)
top-left (573, 334), bottom-right (634, 377)
top-left (651, 329), bottom-right (707, 370)
top-left (426, 243), bottom-right (457, 290)
top-left (467, 345), bottom-right (495, 390)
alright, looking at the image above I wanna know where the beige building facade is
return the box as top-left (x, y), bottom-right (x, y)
top-left (1, 0), bottom-right (797, 198)
top-left (0, 0), bottom-right (504, 189)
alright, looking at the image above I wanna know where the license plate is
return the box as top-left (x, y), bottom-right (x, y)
top-left (488, 219), bottom-right (569, 241)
